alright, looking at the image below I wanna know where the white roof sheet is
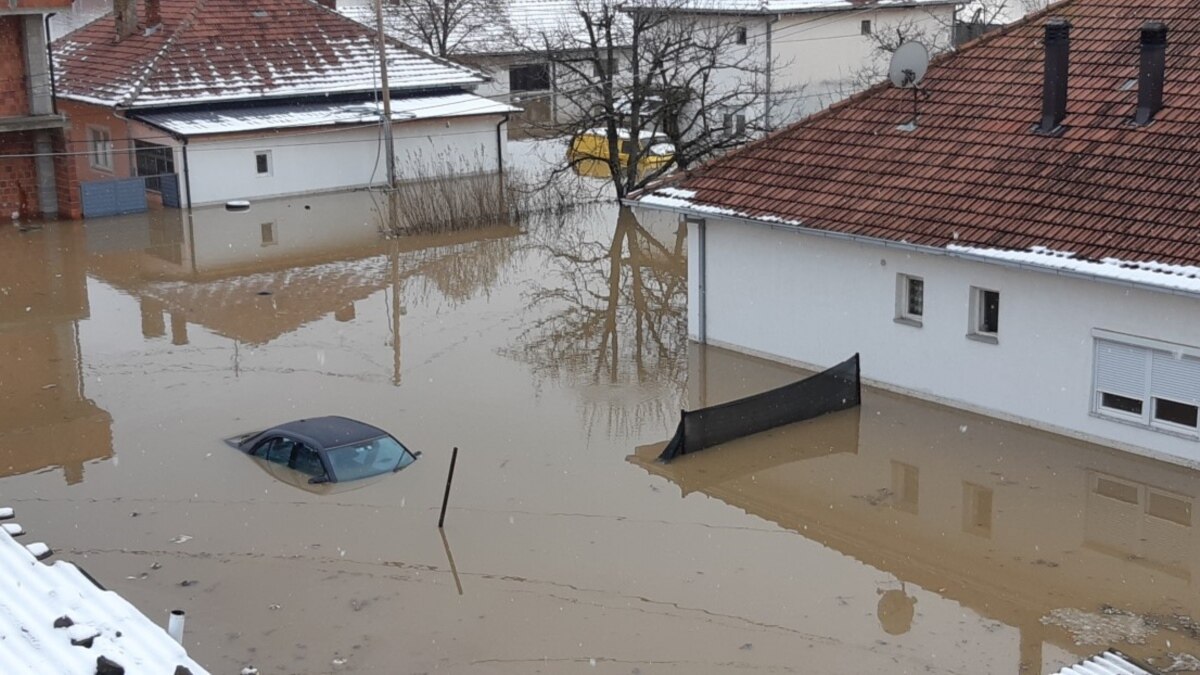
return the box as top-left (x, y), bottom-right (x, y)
top-left (133, 93), bottom-right (518, 136)
top-left (340, 0), bottom-right (630, 55)
top-left (1051, 650), bottom-right (1155, 675)
top-left (0, 512), bottom-right (209, 675)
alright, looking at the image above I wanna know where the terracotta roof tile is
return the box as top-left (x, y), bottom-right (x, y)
top-left (52, 0), bottom-right (483, 108)
top-left (640, 0), bottom-right (1200, 272)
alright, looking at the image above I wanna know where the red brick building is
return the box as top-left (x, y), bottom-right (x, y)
top-left (0, 0), bottom-right (77, 221)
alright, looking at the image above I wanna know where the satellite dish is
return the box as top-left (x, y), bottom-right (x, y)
top-left (888, 41), bottom-right (930, 89)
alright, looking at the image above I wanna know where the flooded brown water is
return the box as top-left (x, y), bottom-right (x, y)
top-left (2, 190), bottom-right (1199, 674)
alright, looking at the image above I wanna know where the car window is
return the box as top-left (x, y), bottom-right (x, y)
top-left (326, 436), bottom-right (415, 482)
top-left (255, 437), bottom-right (297, 465)
top-left (291, 444), bottom-right (326, 477)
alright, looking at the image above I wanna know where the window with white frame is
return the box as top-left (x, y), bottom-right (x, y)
top-left (88, 126), bottom-right (113, 171)
top-left (255, 150), bottom-right (272, 176)
top-left (735, 26), bottom-right (748, 44)
top-left (1093, 337), bottom-right (1200, 436)
top-left (895, 274), bottom-right (923, 325)
top-left (968, 286), bottom-right (999, 341)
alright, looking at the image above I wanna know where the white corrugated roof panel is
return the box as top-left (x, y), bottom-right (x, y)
top-left (1052, 650), bottom-right (1157, 675)
top-left (0, 510), bottom-right (210, 675)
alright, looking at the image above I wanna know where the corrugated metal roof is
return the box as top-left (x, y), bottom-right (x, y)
top-left (52, 0), bottom-right (484, 108)
top-left (634, 0), bottom-right (1200, 289)
top-left (1052, 649), bottom-right (1158, 675)
top-left (0, 508), bottom-right (210, 675)
top-left (132, 93), bottom-right (517, 136)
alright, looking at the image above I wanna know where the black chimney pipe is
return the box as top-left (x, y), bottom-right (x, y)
top-left (1135, 22), bottom-right (1168, 126)
top-left (1037, 18), bottom-right (1071, 135)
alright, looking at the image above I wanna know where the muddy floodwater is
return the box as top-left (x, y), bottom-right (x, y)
top-left (3, 189), bottom-right (1200, 674)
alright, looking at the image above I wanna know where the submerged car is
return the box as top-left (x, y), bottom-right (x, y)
top-left (227, 416), bottom-right (418, 486)
top-left (568, 128), bottom-right (675, 176)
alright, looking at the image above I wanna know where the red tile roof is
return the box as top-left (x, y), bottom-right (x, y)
top-left (52, 0), bottom-right (483, 108)
top-left (636, 0), bottom-right (1200, 275)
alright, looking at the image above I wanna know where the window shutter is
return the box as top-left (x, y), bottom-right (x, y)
top-left (1095, 340), bottom-right (1148, 398)
top-left (1151, 351), bottom-right (1200, 404)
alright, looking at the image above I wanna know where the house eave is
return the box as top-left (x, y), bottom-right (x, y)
top-left (619, 0), bottom-right (960, 16)
top-left (627, 198), bottom-right (1200, 301)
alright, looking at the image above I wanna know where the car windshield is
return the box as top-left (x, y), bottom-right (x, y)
top-left (326, 435), bottom-right (415, 482)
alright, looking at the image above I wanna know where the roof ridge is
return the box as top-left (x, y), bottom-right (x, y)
top-left (119, 0), bottom-right (212, 107)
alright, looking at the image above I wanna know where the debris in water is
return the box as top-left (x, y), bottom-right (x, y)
top-left (1041, 607), bottom-right (1156, 645)
top-left (1162, 653), bottom-right (1200, 672)
top-left (332, 656), bottom-right (348, 666)
top-left (170, 535), bottom-right (193, 544)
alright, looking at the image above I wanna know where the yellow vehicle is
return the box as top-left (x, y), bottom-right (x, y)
top-left (568, 128), bottom-right (675, 177)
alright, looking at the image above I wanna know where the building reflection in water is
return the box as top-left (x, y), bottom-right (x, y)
top-left (85, 192), bottom-right (522, 383)
top-left (0, 224), bottom-right (112, 484)
top-left (630, 343), bottom-right (1200, 674)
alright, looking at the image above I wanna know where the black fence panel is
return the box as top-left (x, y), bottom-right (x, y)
top-left (658, 353), bottom-right (861, 462)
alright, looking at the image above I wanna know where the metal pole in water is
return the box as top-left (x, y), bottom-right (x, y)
top-left (167, 609), bottom-right (185, 644)
top-left (438, 447), bottom-right (459, 528)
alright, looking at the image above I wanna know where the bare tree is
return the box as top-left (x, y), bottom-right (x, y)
top-left (380, 0), bottom-right (505, 57)
top-left (525, 0), bottom-right (781, 199)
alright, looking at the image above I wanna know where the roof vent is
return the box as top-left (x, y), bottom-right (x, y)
top-left (1035, 18), bottom-right (1071, 136)
top-left (1134, 22), bottom-right (1167, 126)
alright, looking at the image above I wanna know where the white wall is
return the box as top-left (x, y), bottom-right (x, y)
top-left (681, 215), bottom-right (1200, 464)
top-left (182, 115), bottom-right (506, 206)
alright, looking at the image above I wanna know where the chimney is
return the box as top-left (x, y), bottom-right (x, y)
top-left (145, 0), bottom-right (163, 32)
top-left (114, 0), bottom-right (138, 41)
top-left (1036, 18), bottom-right (1071, 135)
top-left (1134, 21), bottom-right (1167, 126)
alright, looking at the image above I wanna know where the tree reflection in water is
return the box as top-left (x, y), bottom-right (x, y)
top-left (508, 206), bottom-right (687, 437)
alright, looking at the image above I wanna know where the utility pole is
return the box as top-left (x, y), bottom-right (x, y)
top-left (375, 0), bottom-right (396, 187)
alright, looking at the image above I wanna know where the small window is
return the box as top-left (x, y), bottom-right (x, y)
top-left (861, 20), bottom-right (872, 35)
top-left (722, 113), bottom-right (733, 135)
top-left (261, 222), bottom-right (277, 246)
top-left (1101, 392), bottom-right (1144, 416)
top-left (736, 114), bottom-right (747, 135)
top-left (968, 287), bottom-right (999, 341)
top-left (511, 62), bottom-right (551, 91)
top-left (88, 126), bottom-right (113, 171)
top-left (1154, 398), bottom-right (1199, 429)
top-left (896, 274), bottom-right (923, 325)
top-left (255, 150), bottom-right (271, 176)
top-left (735, 26), bottom-right (748, 44)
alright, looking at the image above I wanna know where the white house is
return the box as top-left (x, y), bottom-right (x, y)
top-left (338, 0), bottom-right (633, 125)
top-left (624, 0), bottom-right (958, 129)
top-left (52, 0), bottom-right (515, 215)
top-left (633, 4), bottom-right (1200, 466)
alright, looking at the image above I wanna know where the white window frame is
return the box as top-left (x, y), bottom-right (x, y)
top-left (967, 286), bottom-right (999, 343)
top-left (87, 126), bottom-right (113, 172)
top-left (255, 150), bottom-right (272, 176)
top-left (895, 273), bottom-right (923, 326)
top-left (1092, 333), bottom-right (1200, 438)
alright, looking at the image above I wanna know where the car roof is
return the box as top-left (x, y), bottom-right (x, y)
top-left (269, 416), bottom-right (389, 449)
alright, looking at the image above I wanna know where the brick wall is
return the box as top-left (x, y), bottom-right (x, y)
top-left (53, 132), bottom-right (81, 219)
top-left (0, 132), bottom-right (39, 220)
top-left (0, 17), bottom-right (30, 117)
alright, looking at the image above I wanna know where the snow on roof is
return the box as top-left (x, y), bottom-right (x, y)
top-left (133, 93), bottom-right (517, 136)
top-left (620, 0), bottom-right (958, 15)
top-left (0, 510), bottom-right (210, 675)
top-left (339, 0), bottom-right (630, 56)
top-left (637, 187), bottom-right (1200, 297)
top-left (52, 0), bottom-right (485, 108)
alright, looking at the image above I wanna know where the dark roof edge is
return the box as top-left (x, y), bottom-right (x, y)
top-left (626, 198), bottom-right (1200, 300)
top-left (621, 0), bottom-right (960, 16)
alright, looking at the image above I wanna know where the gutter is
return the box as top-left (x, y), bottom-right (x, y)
top-left (628, 199), bottom-right (1200, 301)
top-left (495, 112), bottom-right (508, 174)
top-left (181, 138), bottom-right (192, 210)
top-left (44, 13), bottom-right (58, 115)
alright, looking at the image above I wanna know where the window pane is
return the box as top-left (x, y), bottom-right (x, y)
top-left (326, 436), bottom-right (414, 482)
top-left (981, 290), bottom-right (999, 333)
top-left (291, 445), bottom-right (325, 477)
top-left (1101, 392), bottom-right (1144, 415)
top-left (510, 63), bottom-right (550, 92)
top-left (1095, 476), bottom-right (1139, 504)
top-left (906, 277), bottom-right (923, 316)
top-left (1154, 398), bottom-right (1199, 428)
top-left (256, 153), bottom-right (269, 174)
